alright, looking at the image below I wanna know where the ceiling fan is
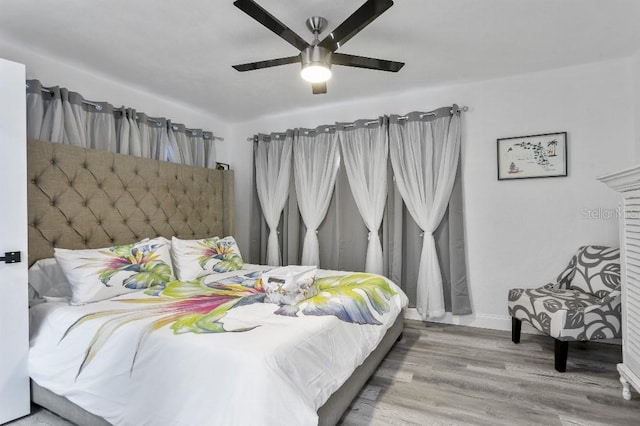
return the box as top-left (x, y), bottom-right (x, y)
top-left (232, 0), bottom-right (405, 94)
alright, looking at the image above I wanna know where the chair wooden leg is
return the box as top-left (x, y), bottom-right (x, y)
top-left (554, 339), bottom-right (568, 372)
top-left (512, 317), bottom-right (522, 343)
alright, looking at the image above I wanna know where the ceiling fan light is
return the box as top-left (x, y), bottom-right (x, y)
top-left (300, 45), bottom-right (332, 83)
top-left (301, 63), bottom-right (332, 83)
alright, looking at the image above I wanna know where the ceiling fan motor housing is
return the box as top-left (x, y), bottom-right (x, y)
top-left (301, 45), bottom-right (332, 69)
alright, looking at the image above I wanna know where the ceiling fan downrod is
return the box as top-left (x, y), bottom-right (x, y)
top-left (306, 16), bottom-right (328, 43)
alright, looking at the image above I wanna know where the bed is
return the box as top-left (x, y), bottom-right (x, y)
top-left (26, 139), bottom-right (407, 425)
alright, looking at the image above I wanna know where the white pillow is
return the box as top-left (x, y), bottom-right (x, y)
top-left (28, 257), bottom-right (72, 299)
top-left (171, 236), bottom-right (244, 281)
top-left (55, 237), bottom-right (174, 305)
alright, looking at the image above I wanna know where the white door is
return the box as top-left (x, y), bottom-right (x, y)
top-left (0, 57), bottom-right (30, 423)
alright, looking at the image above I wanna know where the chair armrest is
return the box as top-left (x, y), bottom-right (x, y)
top-left (581, 291), bottom-right (621, 315)
top-left (598, 290), bottom-right (621, 306)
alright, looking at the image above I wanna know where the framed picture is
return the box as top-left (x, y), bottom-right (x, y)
top-left (497, 132), bottom-right (567, 180)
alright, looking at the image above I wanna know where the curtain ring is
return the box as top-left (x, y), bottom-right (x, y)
top-left (419, 232), bottom-right (425, 237)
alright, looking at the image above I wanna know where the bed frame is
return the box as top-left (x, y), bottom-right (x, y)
top-left (26, 139), bottom-right (403, 425)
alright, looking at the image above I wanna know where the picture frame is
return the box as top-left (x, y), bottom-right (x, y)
top-left (497, 132), bottom-right (567, 180)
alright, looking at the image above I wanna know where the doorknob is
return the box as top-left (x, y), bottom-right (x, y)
top-left (0, 251), bottom-right (21, 264)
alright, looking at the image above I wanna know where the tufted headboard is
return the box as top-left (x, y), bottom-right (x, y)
top-left (27, 139), bottom-right (234, 266)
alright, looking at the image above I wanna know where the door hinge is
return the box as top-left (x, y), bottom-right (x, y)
top-left (0, 251), bottom-right (21, 264)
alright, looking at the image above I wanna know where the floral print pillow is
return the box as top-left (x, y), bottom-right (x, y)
top-left (55, 237), bottom-right (173, 305)
top-left (171, 236), bottom-right (244, 281)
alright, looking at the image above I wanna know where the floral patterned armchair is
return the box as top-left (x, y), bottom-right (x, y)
top-left (508, 245), bottom-right (621, 372)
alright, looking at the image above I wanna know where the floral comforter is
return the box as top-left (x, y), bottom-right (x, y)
top-left (29, 265), bottom-right (408, 426)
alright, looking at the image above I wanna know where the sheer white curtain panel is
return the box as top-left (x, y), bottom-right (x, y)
top-left (25, 80), bottom-right (220, 167)
top-left (126, 108), bottom-right (142, 157)
top-left (171, 123), bottom-right (194, 166)
top-left (26, 81), bottom-right (44, 140)
top-left (60, 89), bottom-right (87, 147)
top-left (137, 114), bottom-right (169, 161)
top-left (115, 107), bottom-right (143, 156)
top-left (337, 118), bottom-right (388, 274)
top-left (85, 101), bottom-right (117, 153)
top-left (389, 108), bottom-right (462, 319)
top-left (294, 127), bottom-right (340, 266)
top-left (203, 132), bottom-right (217, 168)
top-left (40, 86), bottom-right (64, 143)
top-left (115, 108), bottom-right (131, 155)
top-left (166, 121), bottom-right (183, 164)
top-left (137, 114), bottom-right (153, 159)
top-left (189, 129), bottom-right (206, 168)
top-left (255, 133), bottom-right (293, 265)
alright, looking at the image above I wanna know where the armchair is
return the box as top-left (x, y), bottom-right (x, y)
top-left (508, 245), bottom-right (621, 372)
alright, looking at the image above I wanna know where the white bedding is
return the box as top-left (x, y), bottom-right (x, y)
top-left (29, 266), bottom-right (407, 426)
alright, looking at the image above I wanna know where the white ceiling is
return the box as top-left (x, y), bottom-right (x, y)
top-left (1, 0), bottom-right (639, 123)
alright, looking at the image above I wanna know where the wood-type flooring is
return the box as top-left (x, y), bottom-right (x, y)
top-left (339, 320), bottom-right (640, 426)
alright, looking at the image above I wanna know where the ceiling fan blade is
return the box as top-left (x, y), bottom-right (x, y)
top-left (233, 0), bottom-right (309, 52)
top-left (332, 53), bottom-right (404, 72)
top-left (312, 82), bottom-right (327, 95)
top-left (233, 55), bottom-right (300, 72)
top-left (318, 0), bottom-right (394, 52)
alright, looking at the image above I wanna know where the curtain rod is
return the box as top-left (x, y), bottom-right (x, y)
top-left (246, 104), bottom-right (469, 142)
top-left (185, 127), bottom-right (225, 141)
top-left (33, 86), bottom-right (106, 111)
top-left (136, 118), bottom-right (224, 141)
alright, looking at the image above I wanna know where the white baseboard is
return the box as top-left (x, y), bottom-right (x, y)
top-left (403, 308), bottom-right (542, 334)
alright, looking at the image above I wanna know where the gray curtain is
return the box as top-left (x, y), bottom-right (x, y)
top-left (248, 107), bottom-right (471, 314)
top-left (25, 79), bottom-right (220, 168)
